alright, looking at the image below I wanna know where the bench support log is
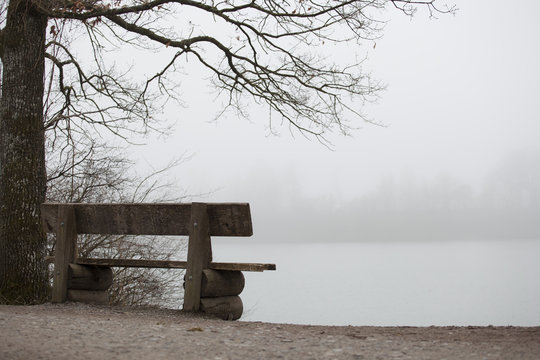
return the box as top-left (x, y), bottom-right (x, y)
top-left (200, 296), bottom-right (243, 321)
top-left (67, 289), bottom-right (109, 305)
top-left (201, 269), bottom-right (244, 298)
top-left (68, 264), bottom-right (113, 291)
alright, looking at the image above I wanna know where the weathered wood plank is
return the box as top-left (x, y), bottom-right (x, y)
top-left (77, 258), bottom-right (188, 269)
top-left (68, 264), bottom-right (113, 291)
top-left (210, 262), bottom-right (276, 272)
top-left (52, 205), bottom-right (78, 303)
top-left (76, 258), bottom-right (276, 272)
top-left (200, 296), bottom-right (243, 321)
top-left (41, 203), bottom-right (253, 236)
top-left (183, 203), bottom-right (212, 312)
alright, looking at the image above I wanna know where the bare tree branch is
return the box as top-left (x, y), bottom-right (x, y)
top-left (31, 0), bottom-right (454, 141)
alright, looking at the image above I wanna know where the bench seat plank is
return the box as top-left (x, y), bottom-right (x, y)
top-left (76, 258), bottom-right (276, 272)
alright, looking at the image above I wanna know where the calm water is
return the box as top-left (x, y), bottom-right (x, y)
top-left (211, 239), bottom-right (540, 326)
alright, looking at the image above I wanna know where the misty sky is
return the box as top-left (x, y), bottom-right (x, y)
top-left (129, 0), bottom-right (540, 241)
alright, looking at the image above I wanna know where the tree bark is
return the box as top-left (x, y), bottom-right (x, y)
top-left (0, 1), bottom-right (49, 304)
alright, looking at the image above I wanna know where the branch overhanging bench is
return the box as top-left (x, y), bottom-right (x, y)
top-left (41, 202), bottom-right (276, 320)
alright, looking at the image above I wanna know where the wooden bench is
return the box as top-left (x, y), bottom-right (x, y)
top-left (41, 202), bottom-right (275, 320)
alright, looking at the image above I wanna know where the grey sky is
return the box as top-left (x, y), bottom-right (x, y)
top-left (129, 0), bottom-right (540, 240)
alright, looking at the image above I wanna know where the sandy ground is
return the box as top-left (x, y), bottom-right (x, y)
top-left (1, 303), bottom-right (539, 359)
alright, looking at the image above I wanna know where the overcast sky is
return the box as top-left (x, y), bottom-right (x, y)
top-left (129, 0), bottom-right (540, 240)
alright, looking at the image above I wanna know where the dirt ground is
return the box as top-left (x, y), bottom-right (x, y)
top-left (1, 303), bottom-right (539, 359)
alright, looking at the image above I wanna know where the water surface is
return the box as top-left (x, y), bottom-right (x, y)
top-left (212, 239), bottom-right (540, 326)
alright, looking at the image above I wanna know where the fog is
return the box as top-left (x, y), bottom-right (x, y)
top-left (129, 0), bottom-right (540, 244)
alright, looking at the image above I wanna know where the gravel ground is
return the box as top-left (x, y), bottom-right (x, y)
top-left (1, 303), bottom-right (539, 359)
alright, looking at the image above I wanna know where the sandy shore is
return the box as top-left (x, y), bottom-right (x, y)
top-left (1, 303), bottom-right (539, 359)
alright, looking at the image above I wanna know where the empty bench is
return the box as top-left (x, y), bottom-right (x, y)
top-left (41, 202), bottom-right (276, 320)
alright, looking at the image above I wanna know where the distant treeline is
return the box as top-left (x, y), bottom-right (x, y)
top-left (258, 203), bottom-right (540, 243)
top-left (255, 150), bottom-right (540, 242)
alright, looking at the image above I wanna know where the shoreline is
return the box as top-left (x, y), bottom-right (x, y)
top-left (1, 303), bottom-right (539, 359)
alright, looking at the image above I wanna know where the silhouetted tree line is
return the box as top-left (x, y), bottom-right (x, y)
top-left (256, 150), bottom-right (540, 242)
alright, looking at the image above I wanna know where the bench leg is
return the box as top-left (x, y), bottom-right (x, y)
top-left (52, 205), bottom-right (78, 303)
top-left (183, 202), bottom-right (212, 311)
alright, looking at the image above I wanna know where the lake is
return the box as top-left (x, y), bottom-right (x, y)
top-left (210, 239), bottom-right (540, 326)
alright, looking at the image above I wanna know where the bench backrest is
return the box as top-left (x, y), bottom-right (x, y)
top-left (41, 203), bottom-right (252, 236)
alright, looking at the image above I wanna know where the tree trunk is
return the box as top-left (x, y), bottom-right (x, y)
top-left (0, 1), bottom-right (49, 304)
